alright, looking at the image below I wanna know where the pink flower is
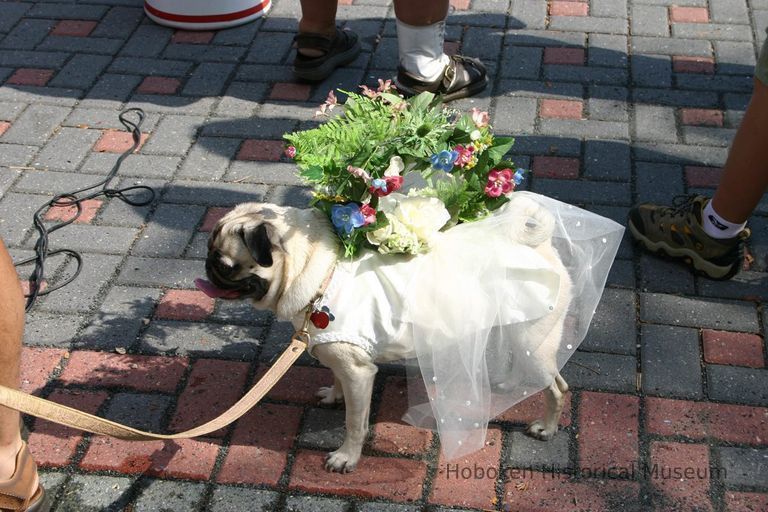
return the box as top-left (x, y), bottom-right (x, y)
top-left (360, 84), bottom-right (377, 98)
top-left (377, 79), bottom-right (394, 93)
top-left (369, 176), bottom-right (404, 197)
top-left (284, 146), bottom-right (296, 158)
top-left (484, 169), bottom-right (514, 198)
top-left (360, 204), bottom-right (377, 225)
top-left (314, 90), bottom-right (339, 117)
top-left (453, 144), bottom-right (475, 167)
top-left (347, 165), bottom-right (371, 182)
top-left (470, 107), bottom-right (490, 128)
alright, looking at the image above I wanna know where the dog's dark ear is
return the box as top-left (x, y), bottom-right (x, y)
top-left (241, 223), bottom-right (274, 267)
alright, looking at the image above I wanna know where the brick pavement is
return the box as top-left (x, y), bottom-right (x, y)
top-left (1, 0), bottom-right (767, 510)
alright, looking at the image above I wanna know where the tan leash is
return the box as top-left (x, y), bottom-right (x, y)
top-left (0, 309), bottom-right (312, 440)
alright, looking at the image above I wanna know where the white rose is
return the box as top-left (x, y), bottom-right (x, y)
top-left (393, 196), bottom-right (450, 243)
top-left (366, 217), bottom-right (393, 246)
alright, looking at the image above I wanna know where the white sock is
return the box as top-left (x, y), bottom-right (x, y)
top-left (701, 200), bottom-right (747, 239)
top-left (395, 19), bottom-right (450, 81)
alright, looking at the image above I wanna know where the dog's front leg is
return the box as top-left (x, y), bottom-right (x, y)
top-left (314, 344), bottom-right (377, 473)
top-left (527, 373), bottom-right (568, 440)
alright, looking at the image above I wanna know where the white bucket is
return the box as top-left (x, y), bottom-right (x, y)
top-left (144, 0), bottom-right (271, 30)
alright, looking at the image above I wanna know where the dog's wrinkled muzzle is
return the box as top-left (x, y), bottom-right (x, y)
top-left (198, 258), bottom-right (270, 300)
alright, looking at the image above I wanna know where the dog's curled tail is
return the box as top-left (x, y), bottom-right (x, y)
top-left (503, 195), bottom-right (556, 247)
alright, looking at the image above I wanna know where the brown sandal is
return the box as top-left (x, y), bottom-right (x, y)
top-left (292, 28), bottom-right (361, 82)
top-left (395, 54), bottom-right (488, 102)
top-left (0, 442), bottom-right (46, 512)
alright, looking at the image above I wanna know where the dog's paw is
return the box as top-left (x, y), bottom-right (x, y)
top-left (325, 450), bottom-right (359, 473)
top-left (526, 419), bottom-right (557, 441)
top-left (316, 386), bottom-right (344, 405)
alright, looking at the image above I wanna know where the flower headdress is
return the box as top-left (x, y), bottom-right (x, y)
top-left (284, 82), bottom-right (525, 257)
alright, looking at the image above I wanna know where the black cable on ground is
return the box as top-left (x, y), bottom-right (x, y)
top-left (14, 108), bottom-right (155, 312)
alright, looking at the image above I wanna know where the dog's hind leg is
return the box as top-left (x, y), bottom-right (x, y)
top-left (314, 343), bottom-right (377, 473)
top-left (316, 375), bottom-right (344, 405)
top-left (526, 373), bottom-right (568, 441)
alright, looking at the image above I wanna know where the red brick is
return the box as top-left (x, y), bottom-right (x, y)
top-left (290, 449), bottom-right (428, 502)
top-left (28, 390), bottom-right (108, 467)
top-left (645, 397), bottom-right (768, 446)
top-left (43, 198), bottom-right (102, 224)
top-left (540, 99), bottom-right (583, 119)
top-left (7, 68), bottom-right (55, 87)
top-left (93, 129), bottom-right (148, 153)
top-left (543, 47), bottom-right (585, 66)
top-left (504, 471), bottom-right (640, 510)
top-left (685, 165), bottom-right (723, 188)
top-left (579, 392), bottom-right (639, 471)
top-left (236, 139), bottom-right (285, 161)
top-left (58, 351), bottom-right (187, 393)
top-left (681, 108), bottom-right (724, 127)
top-left (200, 206), bottom-right (233, 232)
top-left (0, 121), bottom-right (10, 137)
top-left (725, 491), bottom-right (768, 511)
top-left (20, 347), bottom-right (66, 395)
top-left (254, 364), bottom-right (333, 404)
top-left (371, 377), bottom-right (433, 455)
top-left (673, 56), bottom-right (715, 74)
top-left (50, 20), bottom-right (98, 37)
top-left (80, 437), bottom-right (219, 479)
top-left (532, 156), bottom-right (580, 178)
top-left (550, 1), bottom-right (589, 16)
top-left (155, 289), bottom-right (215, 321)
top-left (269, 82), bottom-right (311, 101)
top-left (431, 428), bottom-right (502, 509)
top-left (496, 390), bottom-right (572, 427)
top-left (444, 40), bottom-right (460, 56)
top-left (218, 403), bottom-right (302, 486)
top-left (669, 6), bottom-right (709, 23)
top-left (649, 441), bottom-right (713, 511)
top-left (702, 329), bottom-right (764, 368)
top-left (137, 76), bottom-right (181, 95)
top-left (171, 30), bottom-right (214, 44)
top-left (169, 359), bottom-right (250, 437)
top-left (450, 0), bottom-right (471, 10)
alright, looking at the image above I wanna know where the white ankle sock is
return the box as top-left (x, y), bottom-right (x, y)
top-left (701, 200), bottom-right (747, 239)
top-left (395, 19), bottom-right (450, 81)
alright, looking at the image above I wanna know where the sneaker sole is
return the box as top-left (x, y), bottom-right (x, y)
top-left (628, 218), bottom-right (741, 280)
top-left (293, 41), bottom-right (361, 82)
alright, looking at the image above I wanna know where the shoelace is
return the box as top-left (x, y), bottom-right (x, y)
top-left (665, 194), bottom-right (701, 218)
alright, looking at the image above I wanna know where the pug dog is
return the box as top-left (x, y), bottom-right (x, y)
top-left (198, 194), bottom-right (572, 473)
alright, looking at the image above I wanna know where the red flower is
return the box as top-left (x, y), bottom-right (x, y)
top-left (484, 169), bottom-right (514, 198)
top-left (368, 176), bottom-right (404, 197)
top-left (360, 204), bottom-right (377, 225)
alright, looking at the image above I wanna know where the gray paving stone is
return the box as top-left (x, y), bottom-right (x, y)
top-left (0, 167), bottom-right (19, 200)
top-left (0, 101), bottom-right (26, 121)
top-left (672, 23), bottom-right (753, 42)
top-left (584, 140), bottom-right (631, 180)
top-left (0, 49), bottom-right (69, 68)
top-left (677, 73), bottom-right (754, 93)
top-left (631, 36), bottom-right (713, 57)
top-left (463, 26), bottom-right (504, 61)
top-left (357, 503), bottom-right (421, 512)
top-left (25, 3), bottom-right (107, 19)
top-left (499, 79), bottom-right (584, 100)
top-left (592, 0), bottom-right (628, 17)
top-left (633, 105), bottom-right (678, 143)
top-left (1, 104), bottom-right (71, 146)
top-left (511, 135), bottom-right (582, 157)
top-left (211, 299), bottom-right (272, 326)
top-left (141, 115), bottom-right (204, 156)
top-left (0, 143), bottom-right (38, 168)
top-left (259, 320), bottom-right (316, 366)
top-left (631, 54), bottom-right (672, 88)
top-left (499, 46), bottom-right (542, 80)
top-left (208, 487), bottom-right (279, 512)
top-left (707, 365), bottom-right (768, 407)
top-left (104, 393), bottom-right (172, 431)
top-left (631, 5), bottom-right (669, 36)
top-left (38, 471), bottom-right (66, 507)
top-left (184, 232), bottom-right (209, 260)
top-left (638, 252), bottom-right (696, 295)
top-left (226, 161), bottom-right (305, 186)
top-left (163, 181), bottom-right (269, 206)
top-left (93, 6), bottom-right (144, 39)
top-left (133, 480), bottom-right (206, 512)
top-left (48, 53), bottom-right (112, 90)
top-left (54, 474), bottom-right (134, 512)
top-left (505, 29), bottom-right (586, 47)
top-left (548, 16), bottom-right (628, 35)
top-left (117, 257), bottom-right (201, 288)
top-left (504, 430), bottom-right (571, 470)
top-left (641, 324), bottom-right (703, 399)
top-left (33, 128), bottom-right (102, 171)
top-left (109, 56), bottom-right (191, 77)
top-left (715, 41), bottom-right (757, 75)
top-left (587, 86), bottom-right (629, 122)
top-left (182, 62), bottom-right (236, 97)
top-left (285, 495), bottom-right (351, 512)
top-left (639, 293), bottom-right (760, 332)
top-left (0, 2), bottom-right (30, 33)
top-left (561, 351), bottom-right (637, 393)
top-left (245, 31), bottom-right (295, 64)
top-left (543, 65), bottom-right (628, 86)
top-left (163, 44), bottom-right (246, 63)
top-left (589, 34), bottom-right (629, 68)
top-left (75, 314), bottom-right (149, 352)
top-left (632, 143), bottom-right (727, 167)
top-left (214, 82), bottom-right (270, 118)
top-left (490, 96), bottom-right (538, 135)
top-left (64, 107), bottom-right (160, 133)
top-left (39, 36), bottom-right (123, 56)
top-left (119, 25), bottom-right (171, 58)
top-left (266, 185), bottom-right (313, 208)
top-left (201, 116), bottom-right (298, 139)
top-left (299, 408), bottom-right (346, 450)
top-left (509, 0), bottom-right (547, 30)
top-left (14, 169), bottom-right (103, 194)
top-left (0, 19), bottom-right (55, 50)
top-left (533, 179), bottom-right (631, 206)
top-left (581, 288), bottom-right (637, 355)
top-left (540, 119), bottom-right (630, 140)
top-left (132, 204), bottom-right (204, 257)
top-left (24, 311), bottom-right (83, 347)
top-left (37, 253), bottom-right (123, 313)
top-left (682, 126), bottom-right (737, 147)
top-left (126, 96), bottom-right (216, 116)
top-left (25, 225), bottom-right (138, 256)
top-left (212, 20), bottom-right (262, 46)
top-left (140, 320), bottom-right (262, 359)
top-left (178, 138), bottom-right (240, 180)
top-left (717, 447), bottom-right (768, 488)
top-left (0, 192), bottom-right (45, 245)
top-left (697, 271), bottom-right (768, 301)
top-left (83, 73), bottom-right (144, 105)
top-left (98, 154), bottom-right (180, 179)
top-left (97, 178), bottom-right (161, 228)
top-left (607, 259), bottom-right (636, 288)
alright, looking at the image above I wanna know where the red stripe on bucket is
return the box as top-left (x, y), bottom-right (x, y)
top-left (144, 1), bottom-right (269, 23)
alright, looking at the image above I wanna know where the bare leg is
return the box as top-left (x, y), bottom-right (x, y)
top-left (710, 78), bottom-right (768, 223)
top-left (298, 0), bottom-right (337, 37)
top-left (393, 0), bottom-right (449, 25)
top-left (0, 239), bottom-right (24, 479)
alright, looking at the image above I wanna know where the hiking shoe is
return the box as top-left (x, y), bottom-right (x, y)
top-left (628, 195), bottom-right (750, 280)
top-left (394, 54), bottom-right (488, 102)
top-left (292, 28), bottom-right (361, 82)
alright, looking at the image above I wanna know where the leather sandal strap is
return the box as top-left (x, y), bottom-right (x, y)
top-left (0, 442), bottom-right (39, 511)
top-left (293, 31), bottom-right (335, 52)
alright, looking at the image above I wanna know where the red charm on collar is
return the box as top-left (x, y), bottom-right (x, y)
top-left (309, 305), bottom-right (334, 329)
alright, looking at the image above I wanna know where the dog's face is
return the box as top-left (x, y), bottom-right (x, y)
top-left (203, 204), bottom-right (284, 302)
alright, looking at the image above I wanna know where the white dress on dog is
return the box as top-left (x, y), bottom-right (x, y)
top-left (309, 191), bottom-right (624, 459)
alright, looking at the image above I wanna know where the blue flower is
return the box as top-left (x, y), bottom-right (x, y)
top-left (513, 169), bottom-right (526, 186)
top-left (331, 203), bottom-right (365, 235)
top-left (371, 178), bottom-right (388, 194)
top-left (430, 150), bottom-right (459, 172)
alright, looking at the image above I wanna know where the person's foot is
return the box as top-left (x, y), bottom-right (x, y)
top-left (628, 195), bottom-right (751, 280)
top-left (394, 54), bottom-right (488, 102)
top-left (292, 28), bottom-right (361, 82)
top-left (0, 442), bottom-right (46, 511)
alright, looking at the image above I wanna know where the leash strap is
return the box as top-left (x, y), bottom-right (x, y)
top-left (0, 329), bottom-right (309, 440)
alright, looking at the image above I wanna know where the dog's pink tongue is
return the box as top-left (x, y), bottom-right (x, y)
top-left (194, 278), bottom-right (241, 299)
